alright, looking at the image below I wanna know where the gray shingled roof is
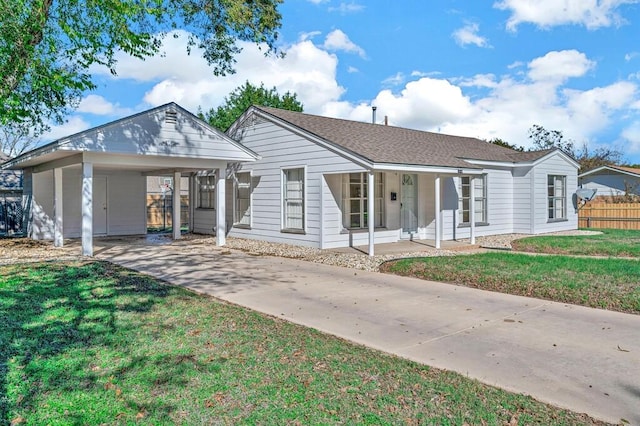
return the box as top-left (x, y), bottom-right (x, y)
top-left (256, 106), bottom-right (554, 168)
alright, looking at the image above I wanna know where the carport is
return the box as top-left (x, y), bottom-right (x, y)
top-left (0, 103), bottom-right (258, 256)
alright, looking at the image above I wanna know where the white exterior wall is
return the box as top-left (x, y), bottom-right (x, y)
top-left (30, 168), bottom-right (146, 239)
top-left (31, 170), bottom-right (55, 240)
top-left (228, 119), bottom-right (367, 248)
top-left (531, 155), bottom-right (578, 233)
top-left (512, 167), bottom-right (533, 234)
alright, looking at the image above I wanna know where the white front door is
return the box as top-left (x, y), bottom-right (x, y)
top-left (401, 174), bottom-right (418, 236)
top-left (93, 177), bottom-right (107, 235)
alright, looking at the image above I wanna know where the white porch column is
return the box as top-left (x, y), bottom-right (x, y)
top-left (216, 168), bottom-right (226, 246)
top-left (53, 168), bottom-right (63, 247)
top-left (434, 175), bottom-right (441, 249)
top-left (368, 171), bottom-right (375, 256)
top-left (173, 171), bottom-right (181, 240)
top-left (81, 162), bottom-right (93, 256)
top-left (469, 176), bottom-right (476, 245)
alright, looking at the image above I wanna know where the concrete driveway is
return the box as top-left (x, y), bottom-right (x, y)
top-left (95, 239), bottom-right (640, 424)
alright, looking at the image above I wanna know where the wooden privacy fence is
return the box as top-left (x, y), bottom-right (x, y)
top-left (578, 202), bottom-right (640, 230)
top-left (147, 194), bottom-right (189, 230)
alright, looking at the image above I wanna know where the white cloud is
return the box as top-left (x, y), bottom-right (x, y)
top-left (621, 121), bottom-right (640, 153)
top-left (625, 52), bottom-right (639, 61)
top-left (328, 2), bottom-right (365, 14)
top-left (323, 29), bottom-right (366, 58)
top-left (101, 34), bottom-right (345, 114)
top-left (382, 72), bottom-right (405, 87)
top-left (452, 23), bottom-right (490, 48)
top-left (494, 0), bottom-right (638, 30)
top-left (77, 95), bottom-right (131, 116)
top-left (347, 66), bottom-right (359, 73)
top-left (43, 116), bottom-right (91, 142)
top-left (527, 50), bottom-right (595, 83)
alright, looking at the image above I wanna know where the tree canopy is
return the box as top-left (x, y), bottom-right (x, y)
top-left (0, 0), bottom-right (283, 134)
top-left (528, 124), bottom-right (622, 171)
top-left (488, 138), bottom-right (524, 152)
top-left (199, 81), bottom-right (303, 131)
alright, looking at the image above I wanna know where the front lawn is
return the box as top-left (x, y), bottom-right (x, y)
top-left (381, 252), bottom-right (640, 314)
top-left (0, 261), bottom-right (606, 425)
top-left (512, 228), bottom-right (640, 257)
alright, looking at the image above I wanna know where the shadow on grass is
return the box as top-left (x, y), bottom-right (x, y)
top-left (0, 261), bottom-right (173, 424)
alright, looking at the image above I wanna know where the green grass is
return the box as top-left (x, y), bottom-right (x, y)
top-left (382, 252), bottom-right (640, 314)
top-left (0, 262), bottom-right (607, 425)
top-left (512, 228), bottom-right (640, 257)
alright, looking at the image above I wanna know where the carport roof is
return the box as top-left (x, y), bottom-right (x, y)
top-left (1, 103), bottom-right (259, 173)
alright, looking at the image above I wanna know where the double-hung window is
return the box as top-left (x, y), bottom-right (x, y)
top-left (283, 168), bottom-right (305, 231)
top-left (459, 175), bottom-right (487, 225)
top-left (198, 174), bottom-right (216, 209)
top-left (548, 175), bottom-right (566, 220)
top-left (342, 172), bottom-right (384, 229)
top-left (234, 172), bottom-right (251, 227)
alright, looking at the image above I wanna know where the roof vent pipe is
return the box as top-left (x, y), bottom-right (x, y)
top-left (384, 115), bottom-right (388, 126)
top-left (372, 106), bottom-right (377, 124)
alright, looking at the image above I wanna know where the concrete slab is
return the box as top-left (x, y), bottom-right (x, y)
top-left (95, 240), bottom-right (640, 424)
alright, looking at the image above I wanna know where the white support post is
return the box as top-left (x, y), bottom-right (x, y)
top-left (469, 176), bottom-right (476, 245)
top-left (216, 168), bottom-right (226, 246)
top-left (173, 171), bottom-right (181, 240)
top-left (368, 170), bottom-right (375, 256)
top-left (53, 168), bottom-right (63, 247)
top-left (81, 162), bottom-right (93, 256)
top-left (319, 175), bottom-right (326, 250)
top-left (434, 175), bottom-right (441, 249)
top-left (188, 174), bottom-right (195, 232)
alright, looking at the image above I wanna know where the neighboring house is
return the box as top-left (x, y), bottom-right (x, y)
top-left (224, 106), bottom-right (579, 252)
top-left (578, 165), bottom-right (640, 198)
top-left (0, 152), bottom-right (24, 235)
top-left (0, 103), bottom-right (258, 255)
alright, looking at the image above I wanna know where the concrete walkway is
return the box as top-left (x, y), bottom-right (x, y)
top-left (95, 240), bottom-right (640, 424)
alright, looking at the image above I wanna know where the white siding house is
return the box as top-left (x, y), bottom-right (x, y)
top-left (224, 106), bottom-right (579, 254)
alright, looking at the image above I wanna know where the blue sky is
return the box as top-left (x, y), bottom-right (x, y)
top-left (51, 0), bottom-right (640, 163)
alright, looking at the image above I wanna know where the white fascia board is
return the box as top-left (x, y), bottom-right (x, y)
top-left (464, 150), bottom-right (579, 170)
top-left (372, 163), bottom-right (484, 175)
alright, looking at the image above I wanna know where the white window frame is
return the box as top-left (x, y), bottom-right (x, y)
top-left (459, 175), bottom-right (487, 225)
top-left (282, 167), bottom-right (306, 232)
top-left (197, 174), bottom-right (216, 209)
top-left (548, 175), bottom-right (566, 220)
top-left (233, 171), bottom-right (252, 227)
top-left (342, 172), bottom-right (385, 229)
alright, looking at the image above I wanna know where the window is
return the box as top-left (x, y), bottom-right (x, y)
top-left (283, 168), bottom-right (305, 230)
top-left (234, 172), bottom-right (251, 226)
top-left (548, 175), bottom-right (566, 220)
top-left (342, 172), bottom-right (384, 229)
top-left (198, 174), bottom-right (216, 209)
top-left (459, 175), bottom-right (487, 225)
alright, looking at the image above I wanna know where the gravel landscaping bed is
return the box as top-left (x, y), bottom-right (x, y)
top-left (0, 229), bottom-right (601, 271)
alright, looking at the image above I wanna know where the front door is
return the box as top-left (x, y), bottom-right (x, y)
top-left (93, 177), bottom-right (107, 235)
top-left (401, 174), bottom-right (417, 236)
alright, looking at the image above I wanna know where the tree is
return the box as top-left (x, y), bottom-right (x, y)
top-left (0, 123), bottom-right (39, 157)
top-left (199, 81), bottom-right (303, 131)
top-left (528, 124), bottom-right (623, 171)
top-left (0, 0), bottom-right (283, 134)
top-left (487, 138), bottom-right (524, 152)
top-left (528, 124), bottom-right (575, 155)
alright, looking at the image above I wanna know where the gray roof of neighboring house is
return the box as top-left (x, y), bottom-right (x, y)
top-left (255, 106), bottom-right (556, 169)
top-left (579, 165), bottom-right (640, 178)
